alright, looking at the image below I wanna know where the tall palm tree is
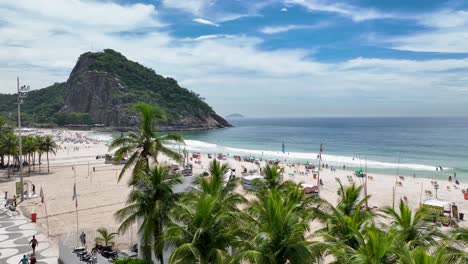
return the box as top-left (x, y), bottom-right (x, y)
top-left (40, 135), bottom-right (58, 173)
top-left (109, 102), bottom-right (184, 183)
top-left (383, 199), bottom-right (442, 249)
top-left (0, 133), bottom-right (18, 177)
top-left (233, 189), bottom-right (316, 264)
top-left (0, 117), bottom-right (13, 168)
top-left (22, 136), bottom-right (34, 173)
top-left (313, 182), bottom-right (374, 257)
top-left (95, 228), bottom-right (118, 246)
top-left (262, 164), bottom-right (282, 190)
top-left (164, 193), bottom-right (237, 264)
top-left (34, 135), bottom-right (44, 171)
top-left (345, 225), bottom-right (399, 264)
top-left (397, 244), bottom-right (467, 264)
top-left (115, 165), bottom-right (182, 263)
top-left (192, 159), bottom-right (246, 211)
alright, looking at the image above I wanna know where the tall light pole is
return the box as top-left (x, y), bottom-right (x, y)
top-left (17, 77), bottom-right (29, 201)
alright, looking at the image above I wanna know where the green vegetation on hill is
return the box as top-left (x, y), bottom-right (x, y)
top-left (82, 49), bottom-right (215, 122)
top-left (0, 49), bottom-right (227, 128)
top-left (0, 82), bottom-right (65, 126)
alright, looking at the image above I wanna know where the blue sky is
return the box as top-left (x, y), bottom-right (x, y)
top-left (1, 0), bottom-right (468, 117)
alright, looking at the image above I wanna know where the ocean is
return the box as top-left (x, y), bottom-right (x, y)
top-left (88, 117), bottom-right (468, 182)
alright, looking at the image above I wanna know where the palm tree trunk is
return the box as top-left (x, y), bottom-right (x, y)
top-left (28, 153), bottom-right (31, 174)
top-left (38, 152), bottom-right (42, 172)
top-left (47, 151), bottom-right (50, 173)
top-left (7, 155), bottom-right (10, 178)
top-left (155, 220), bottom-right (164, 264)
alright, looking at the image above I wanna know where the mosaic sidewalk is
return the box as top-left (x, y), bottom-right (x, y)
top-left (0, 201), bottom-right (58, 264)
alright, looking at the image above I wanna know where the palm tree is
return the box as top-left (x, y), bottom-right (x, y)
top-left (450, 227), bottom-right (468, 246)
top-left (95, 228), bottom-right (118, 246)
top-left (397, 244), bottom-right (467, 264)
top-left (164, 193), bottom-right (237, 263)
top-left (40, 135), bottom-right (57, 173)
top-left (192, 159), bottom-right (246, 211)
top-left (22, 136), bottom-right (35, 173)
top-left (115, 165), bottom-right (182, 262)
top-left (383, 199), bottom-right (442, 249)
top-left (233, 189), bottom-right (316, 264)
top-left (345, 225), bottom-right (399, 264)
top-left (310, 182), bottom-right (376, 264)
top-left (262, 164), bottom-right (282, 190)
top-left (0, 117), bottom-right (13, 168)
top-left (0, 133), bottom-right (18, 177)
top-left (34, 135), bottom-right (44, 171)
top-left (109, 102), bottom-right (184, 183)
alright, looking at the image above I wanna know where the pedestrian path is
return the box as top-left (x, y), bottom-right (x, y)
top-left (0, 201), bottom-right (58, 264)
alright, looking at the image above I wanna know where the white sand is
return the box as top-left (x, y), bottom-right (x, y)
top-left (1, 129), bottom-right (467, 247)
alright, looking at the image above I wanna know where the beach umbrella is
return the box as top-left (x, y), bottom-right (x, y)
top-left (355, 168), bottom-right (363, 173)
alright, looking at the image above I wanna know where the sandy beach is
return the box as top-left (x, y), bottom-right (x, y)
top-left (1, 128), bottom-right (467, 249)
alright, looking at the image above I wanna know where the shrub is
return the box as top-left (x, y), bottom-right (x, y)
top-left (114, 258), bottom-right (152, 264)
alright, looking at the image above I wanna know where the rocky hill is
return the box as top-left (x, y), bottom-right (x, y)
top-left (0, 49), bottom-right (230, 130)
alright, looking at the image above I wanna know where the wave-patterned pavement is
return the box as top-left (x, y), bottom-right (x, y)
top-left (0, 201), bottom-right (58, 264)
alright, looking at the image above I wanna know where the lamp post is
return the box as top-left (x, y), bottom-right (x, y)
top-left (17, 77), bottom-right (30, 201)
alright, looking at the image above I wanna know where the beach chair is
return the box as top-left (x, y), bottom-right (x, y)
top-left (368, 175), bottom-right (374, 180)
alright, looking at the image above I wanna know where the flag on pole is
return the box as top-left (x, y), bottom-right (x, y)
top-left (40, 187), bottom-right (44, 204)
top-left (72, 183), bottom-right (78, 208)
top-left (319, 144), bottom-right (323, 160)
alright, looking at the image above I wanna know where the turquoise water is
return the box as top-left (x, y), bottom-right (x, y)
top-left (89, 117), bottom-right (468, 182)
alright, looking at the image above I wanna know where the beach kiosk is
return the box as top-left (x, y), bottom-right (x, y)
top-left (242, 175), bottom-right (264, 190)
top-left (421, 199), bottom-right (453, 225)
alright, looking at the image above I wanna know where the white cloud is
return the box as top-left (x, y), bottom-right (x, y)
top-left (161, 0), bottom-right (215, 16)
top-left (193, 18), bottom-right (219, 27)
top-left (385, 9), bottom-right (468, 53)
top-left (260, 23), bottom-right (328, 34)
top-left (0, 0), bottom-right (162, 31)
top-left (161, 0), bottom-right (256, 23)
top-left (1, 0), bottom-right (467, 116)
top-left (281, 8), bottom-right (288, 12)
top-left (284, 0), bottom-right (394, 21)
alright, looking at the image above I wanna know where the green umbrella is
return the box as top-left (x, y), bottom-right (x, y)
top-left (355, 168), bottom-right (363, 173)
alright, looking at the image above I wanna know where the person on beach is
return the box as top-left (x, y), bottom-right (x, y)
top-left (80, 231), bottom-right (86, 247)
top-left (29, 235), bottom-right (38, 254)
top-left (18, 255), bottom-right (28, 264)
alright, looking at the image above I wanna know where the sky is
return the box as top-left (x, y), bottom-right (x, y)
top-left (1, 0), bottom-right (468, 117)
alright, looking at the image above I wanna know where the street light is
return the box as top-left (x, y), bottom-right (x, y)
top-left (17, 77), bottom-right (30, 201)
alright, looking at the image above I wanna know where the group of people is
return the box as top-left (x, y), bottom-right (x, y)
top-left (17, 236), bottom-right (38, 264)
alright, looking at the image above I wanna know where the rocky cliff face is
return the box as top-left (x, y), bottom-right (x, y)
top-left (61, 50), bottom-right (230, 130)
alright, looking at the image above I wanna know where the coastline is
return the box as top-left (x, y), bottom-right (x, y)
top-left (1, 128), bottom-right (466, 250)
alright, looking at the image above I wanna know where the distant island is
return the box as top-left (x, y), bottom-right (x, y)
top-left (226, 113), bottom-right (245, 119)
top-left (0, 49), bottom-right (230, 130)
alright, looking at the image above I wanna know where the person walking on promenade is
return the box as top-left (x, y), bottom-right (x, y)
top-left (29, 235), bottom-right (38, 254)
top-left (18, 255), bottom-right (28, 264)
